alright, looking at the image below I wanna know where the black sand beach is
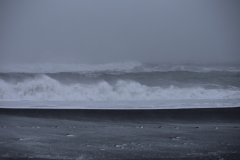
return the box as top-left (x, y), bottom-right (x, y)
top-left (1, 107), bottom-right (240, 160)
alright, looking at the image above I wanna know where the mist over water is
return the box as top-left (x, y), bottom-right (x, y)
top-left (0, 1), bottom-right (240, 64)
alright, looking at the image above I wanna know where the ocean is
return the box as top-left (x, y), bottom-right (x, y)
top-left (0, 62), bottom-right (240, 109)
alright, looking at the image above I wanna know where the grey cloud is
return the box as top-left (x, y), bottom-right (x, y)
top-left (0, 0), bottom-right (240, 64)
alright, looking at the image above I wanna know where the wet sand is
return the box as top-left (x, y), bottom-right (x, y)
top-left (0, 107), bottom-right (240, 160)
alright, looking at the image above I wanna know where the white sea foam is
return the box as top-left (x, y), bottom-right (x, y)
top-left (0, 99), bottom-right (240, 109)
top-left (0, 75), bottom-right (239, 101)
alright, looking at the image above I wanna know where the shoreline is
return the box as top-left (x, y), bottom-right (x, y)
top-left (1, 107), bottom-right (240, 121)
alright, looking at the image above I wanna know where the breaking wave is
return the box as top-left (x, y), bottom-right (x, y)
top-left (0, 75), bottom-right (239, 101)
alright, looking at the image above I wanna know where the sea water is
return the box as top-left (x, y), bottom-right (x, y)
top-left (0, 62), bottom-right (239, 109)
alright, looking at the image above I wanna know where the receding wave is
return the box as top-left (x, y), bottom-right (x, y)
top-left (0, 75), bottom-right (239, 101)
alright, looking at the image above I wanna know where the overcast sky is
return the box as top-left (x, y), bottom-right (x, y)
top-left (0, 0), bottom-right (240, 64)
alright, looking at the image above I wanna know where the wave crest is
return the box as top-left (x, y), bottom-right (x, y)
top-left (0, 75), bottom-right (239, 101)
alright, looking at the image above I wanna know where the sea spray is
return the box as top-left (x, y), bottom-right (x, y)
top-left (0, 75), bottom-right (239, 101)
top-left (0, 62), bottom-right (239, 108)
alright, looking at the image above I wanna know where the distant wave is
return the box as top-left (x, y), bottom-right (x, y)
top-left (0, 75), bottom-right (239, 101)
top-left (0, 61), bottom-right (142, 73)
top-left (0, 62), bottom-right (239, 73)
